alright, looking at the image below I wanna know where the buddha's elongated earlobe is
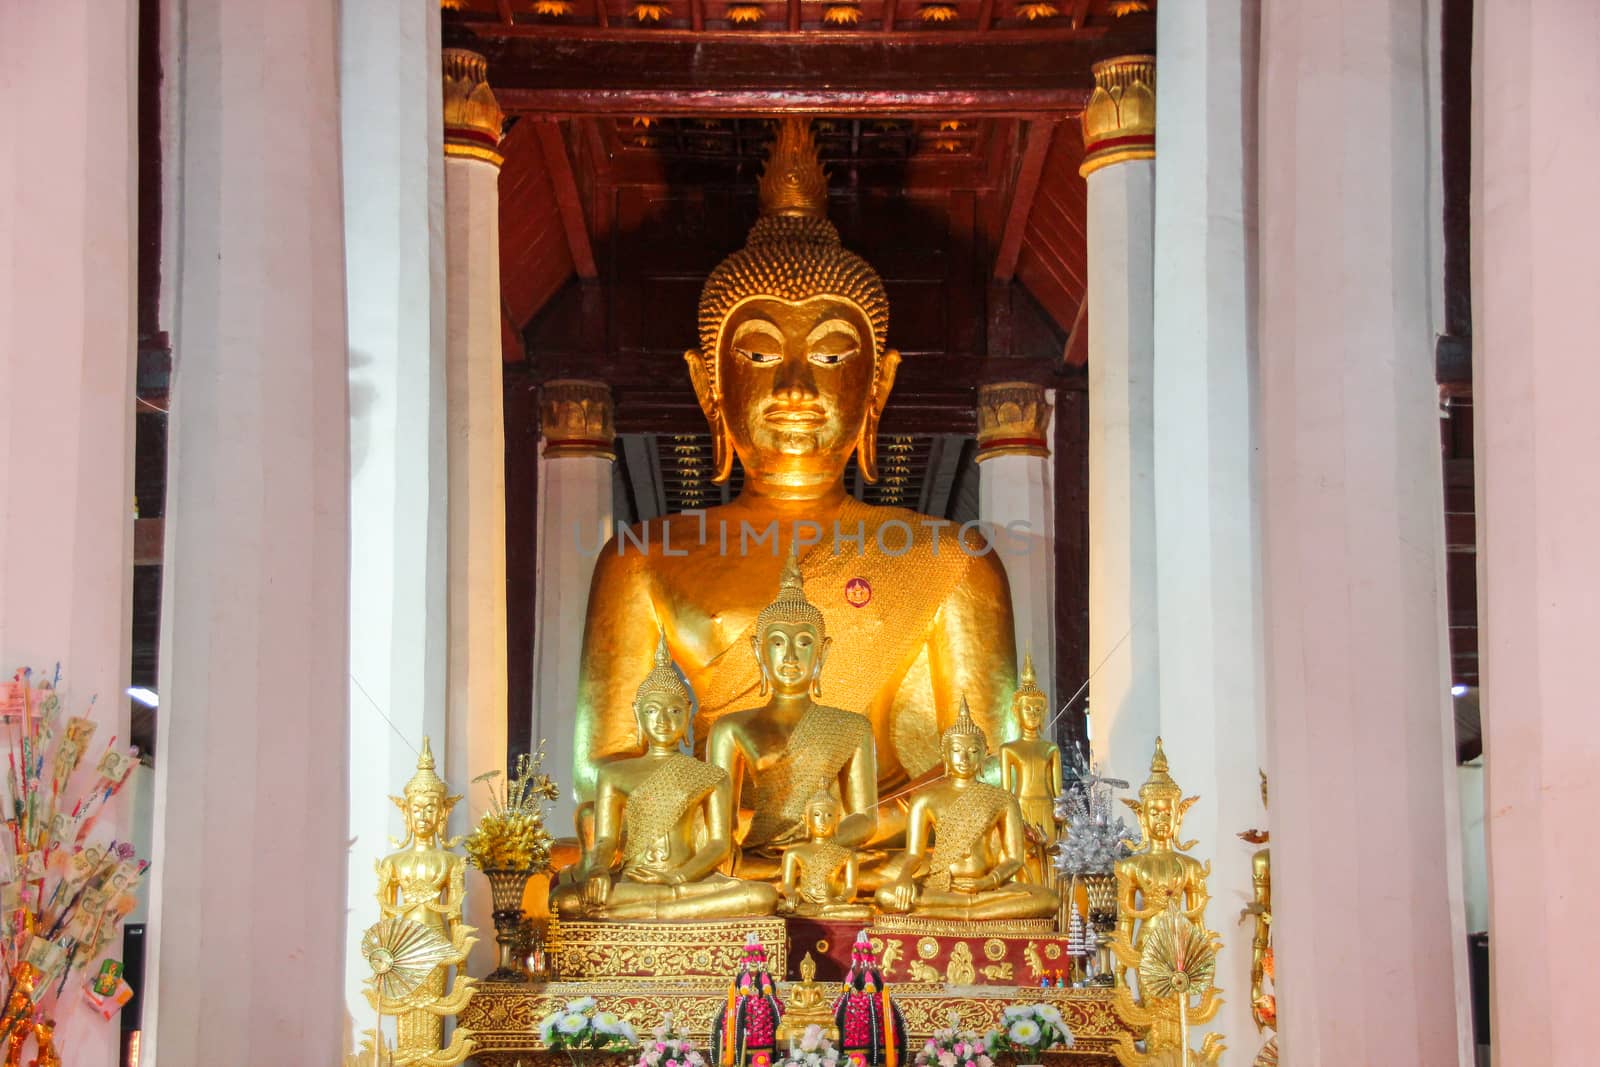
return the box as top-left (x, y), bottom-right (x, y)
top-left (753, 634), bottom-right (771, 698)
top-left (856, 348), bottom-right (901, 483)
top-left (685, 348), bottom-right (735, 483)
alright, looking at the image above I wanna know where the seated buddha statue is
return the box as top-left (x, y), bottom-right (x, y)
top-left (551, 637), bottom-right (779, 922)
top-left (572, 116), bottom-right (1018, 816)
top-left (874, 701), bottom-right (1059, 921)
top-left (776, 784), bottom-right (871, 920)
top-left (1114, 739), bottom-right (1211, 972)
top-left (707, 546), bottom-right (877, 874)
top-left (999, 653), bottom-right (1061, 880)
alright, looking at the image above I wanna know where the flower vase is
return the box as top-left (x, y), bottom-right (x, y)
top-left (482, 867), bottom-right (534, 982)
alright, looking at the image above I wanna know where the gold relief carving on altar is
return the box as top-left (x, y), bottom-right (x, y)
top-left (880, 939), bottom-right (904, 977)
top-left (906, 960), bottom-right (941, 983)
top-left (548, 918), bottom-right (787, 982)
top-left (982, 938), bottom-right (1006, 961)
top-left (944, 942), bottom-right (976, 985)
top-left (541, 380), bottom-right (617, 460)
top-left (981, 963), bottom-right (1014, 982)
top-left (917, 937), bottom-right (939, 959)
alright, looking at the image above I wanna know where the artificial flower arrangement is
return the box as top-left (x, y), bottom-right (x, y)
top-left (982, 1004), bottom-right (1074, 1063)
top-left (0, 667), bottom-right (146, 1066)
top-left (539, 997), bottom-right (639, 1063)
top-left (774, 1024), bottom-right (841, 1067)
top-left (635, 1013), bottom-right (707, 1067)
top-left (464, 747), bottom-right (560, 874)
top-left (912, 1017), bottom-right (995, 1067)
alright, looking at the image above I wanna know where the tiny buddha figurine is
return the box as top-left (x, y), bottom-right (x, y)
top-left (1240, 770), bottom-right (1276, 1064)
top-left (710, 934), bottom-right (785, 1067)
top-left (998, 653), bottom-right (1061, 881)
top-left (777, 784), bottom-right (871, 920)
top-left (708, 547), bottom-right (878, 877)
top-left (875, 701), bottom-right (1059, 921)
top-left (375, 737), bottom-right (477, 1066)
top-left (776, 953), bottom-right (839, 1046)
top-left (552, 636), bottom-right (779, 921)
top-left (831, 931), bottom-right (907, 1067)
top-left (1114, 738), bottom-right (1211, 978)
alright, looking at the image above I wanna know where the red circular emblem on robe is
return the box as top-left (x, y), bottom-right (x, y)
top-left (844, 577), bottom-right (872, 607)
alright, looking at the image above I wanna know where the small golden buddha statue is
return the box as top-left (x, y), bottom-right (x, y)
top-left (874, 700), bottom-right (1059, 920)
top-left (709, 546), bottom-right (877, 874)
top-left (777, 784), bottom-right (871, 919)
top-left (1114, 739), bottom-right (1211, 979)
top-left (999, 653), bottom-right (1061, 880)
top-left (552, 637), bottom-right (779, 921)
top-left (776, 953), bottom-right (840, 1046)
top-left (375, 738), bottom-right (476, 1065)
top-left (1240, 771), bottom-right (1274, 1036)
top-left (573, 116), bottom-right (1018, 813)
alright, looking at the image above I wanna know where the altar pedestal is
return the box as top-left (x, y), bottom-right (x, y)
top-left (460, 984), bottom-right (1125, 1067)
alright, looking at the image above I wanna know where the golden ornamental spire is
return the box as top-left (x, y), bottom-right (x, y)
top-left (943, 695), bottom-right (988, 744)
top-left (758, 118), bottom-right (830, 219)
top-left (755, 542), bottom-right (827, 636)
top-left (635, 629), bottom-right (692, 707)
top-left (1016, 651), bottom-right (1045, 700)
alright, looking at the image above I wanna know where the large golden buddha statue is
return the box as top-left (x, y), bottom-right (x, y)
top-left (708, 545), bottom-right (877, 872)
top-left (552, 636), bottom-right (779, 921)
top-left (574, 117), bottom-right (1019, 808)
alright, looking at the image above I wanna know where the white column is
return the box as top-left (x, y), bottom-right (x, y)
top-left (340, 0), bottom-right (448, 1044)
top-left (1474, 2), bottom-right (1600, 1060)
top-left (1081, 57), bottom-right (1159, 786)
top-left (976, 383), bottom-right (1056, 681)
top-left (1151, 3), bottom-right (1263, 1057)
top-left (1258, 4), bottom-right (1467, 1062)
top-left (532, 381), bottom-right (615, 836)
top-left (443, 49), bottom-right (508, 976)
top-left (0, 6), bottom-right (137, 1065)
top-left (144, 2), bottom-right (351, 1063)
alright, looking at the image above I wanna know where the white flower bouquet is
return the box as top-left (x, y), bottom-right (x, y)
top-left (539, 997), bottom-right (639, 1064)
top-left (912, 1019), bottom-right (995, 1067)
top-left (982, 1004), bottom-right (1074, 1062)
top-left (635, 1014), bottom-right (707, 1067)
top-left (774, 1024), bottom-right (841, 1067)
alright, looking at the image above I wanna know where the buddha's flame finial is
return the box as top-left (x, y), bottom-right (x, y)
top-left (758, 117), bottom-right (829, 220)
top-left (636, 627), bottom-right (692, 707)
top-left (943, 695), bottom-right (988, 745)
top-left (1016, 651), bottom-right (1045, 700)
top-left (755, 541), bottom-right (826, 637)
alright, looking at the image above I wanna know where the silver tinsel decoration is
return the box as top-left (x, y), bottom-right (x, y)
top-left (1052, 776), bottom-right (1141, 877)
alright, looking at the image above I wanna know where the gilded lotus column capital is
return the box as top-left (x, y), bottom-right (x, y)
top-left (540, 379), bottom-right (616, 460)
top-left (443, 48), bottom-right (505, 167)
top-left (975, 381), bottom-right (1052, 461)
top-left (1080, 54), bottom-right (1156, 177)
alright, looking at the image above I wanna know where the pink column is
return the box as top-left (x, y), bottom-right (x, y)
top-left (1474, 2), bottom-right (1600, 1060)
top-left (1257, 4), bottom-right (1467, 1062)
top-left (144, 1), bottom-right (351, 1062)
top-left (0, 5), bottom-right (137, 1066)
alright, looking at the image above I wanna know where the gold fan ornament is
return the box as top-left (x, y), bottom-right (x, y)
top-left (363, 919), bottom-right (461, 1004)
top-left (534, 0), bottom-right (577, 15)
top-left (823, 3), bottom-right (863, 24)
top-left (1016, 0), bottom-right (1058, 18)
top-left (919, 2), bottom-right (958, 21)
top-left (633, 1), bottom-right (672, 20)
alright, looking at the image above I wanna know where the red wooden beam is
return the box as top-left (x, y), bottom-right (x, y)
top-left (788, 0), bottom-right (802, 30)
top-left (496, 0), bottom-right (517, 23)
top-left (498, 87), bottom-right (1088, 116)
top-left (533, 120), bottom-right (600, 279)
top-left (881, 0), bottom-right (898, 31)
top-left (977, 0), bottom-right (996, 31)
top-left (1069, 0), bottom-right (1089, 29)
top-left (691, 0), bottom-right (706, 31)
top-left (1062, 295), bottom-right (1087, 365)
top-left (992, 117), bottom-right (1057, 281)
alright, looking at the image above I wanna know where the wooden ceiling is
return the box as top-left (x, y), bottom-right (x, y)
top-left (465, 0), bottom-right (1147, 421)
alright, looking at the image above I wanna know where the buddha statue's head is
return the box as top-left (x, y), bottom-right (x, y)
top-left (392, 736), bottom-right (461, 846)
top-left (1012, 652), bottom-right (1049, 735)
top-left (753, 544), bottom-right (832, 698)
top-left (804, 782), bottom-right (844, 840)
top-left (941, 697), bottom-right (989, 780)
top-left (1124, 737), bottom-right (1199, 851)
top-left (689, 117), bottom-right (900, 494)
top-left (634, 632), bottom-right (694, 750)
